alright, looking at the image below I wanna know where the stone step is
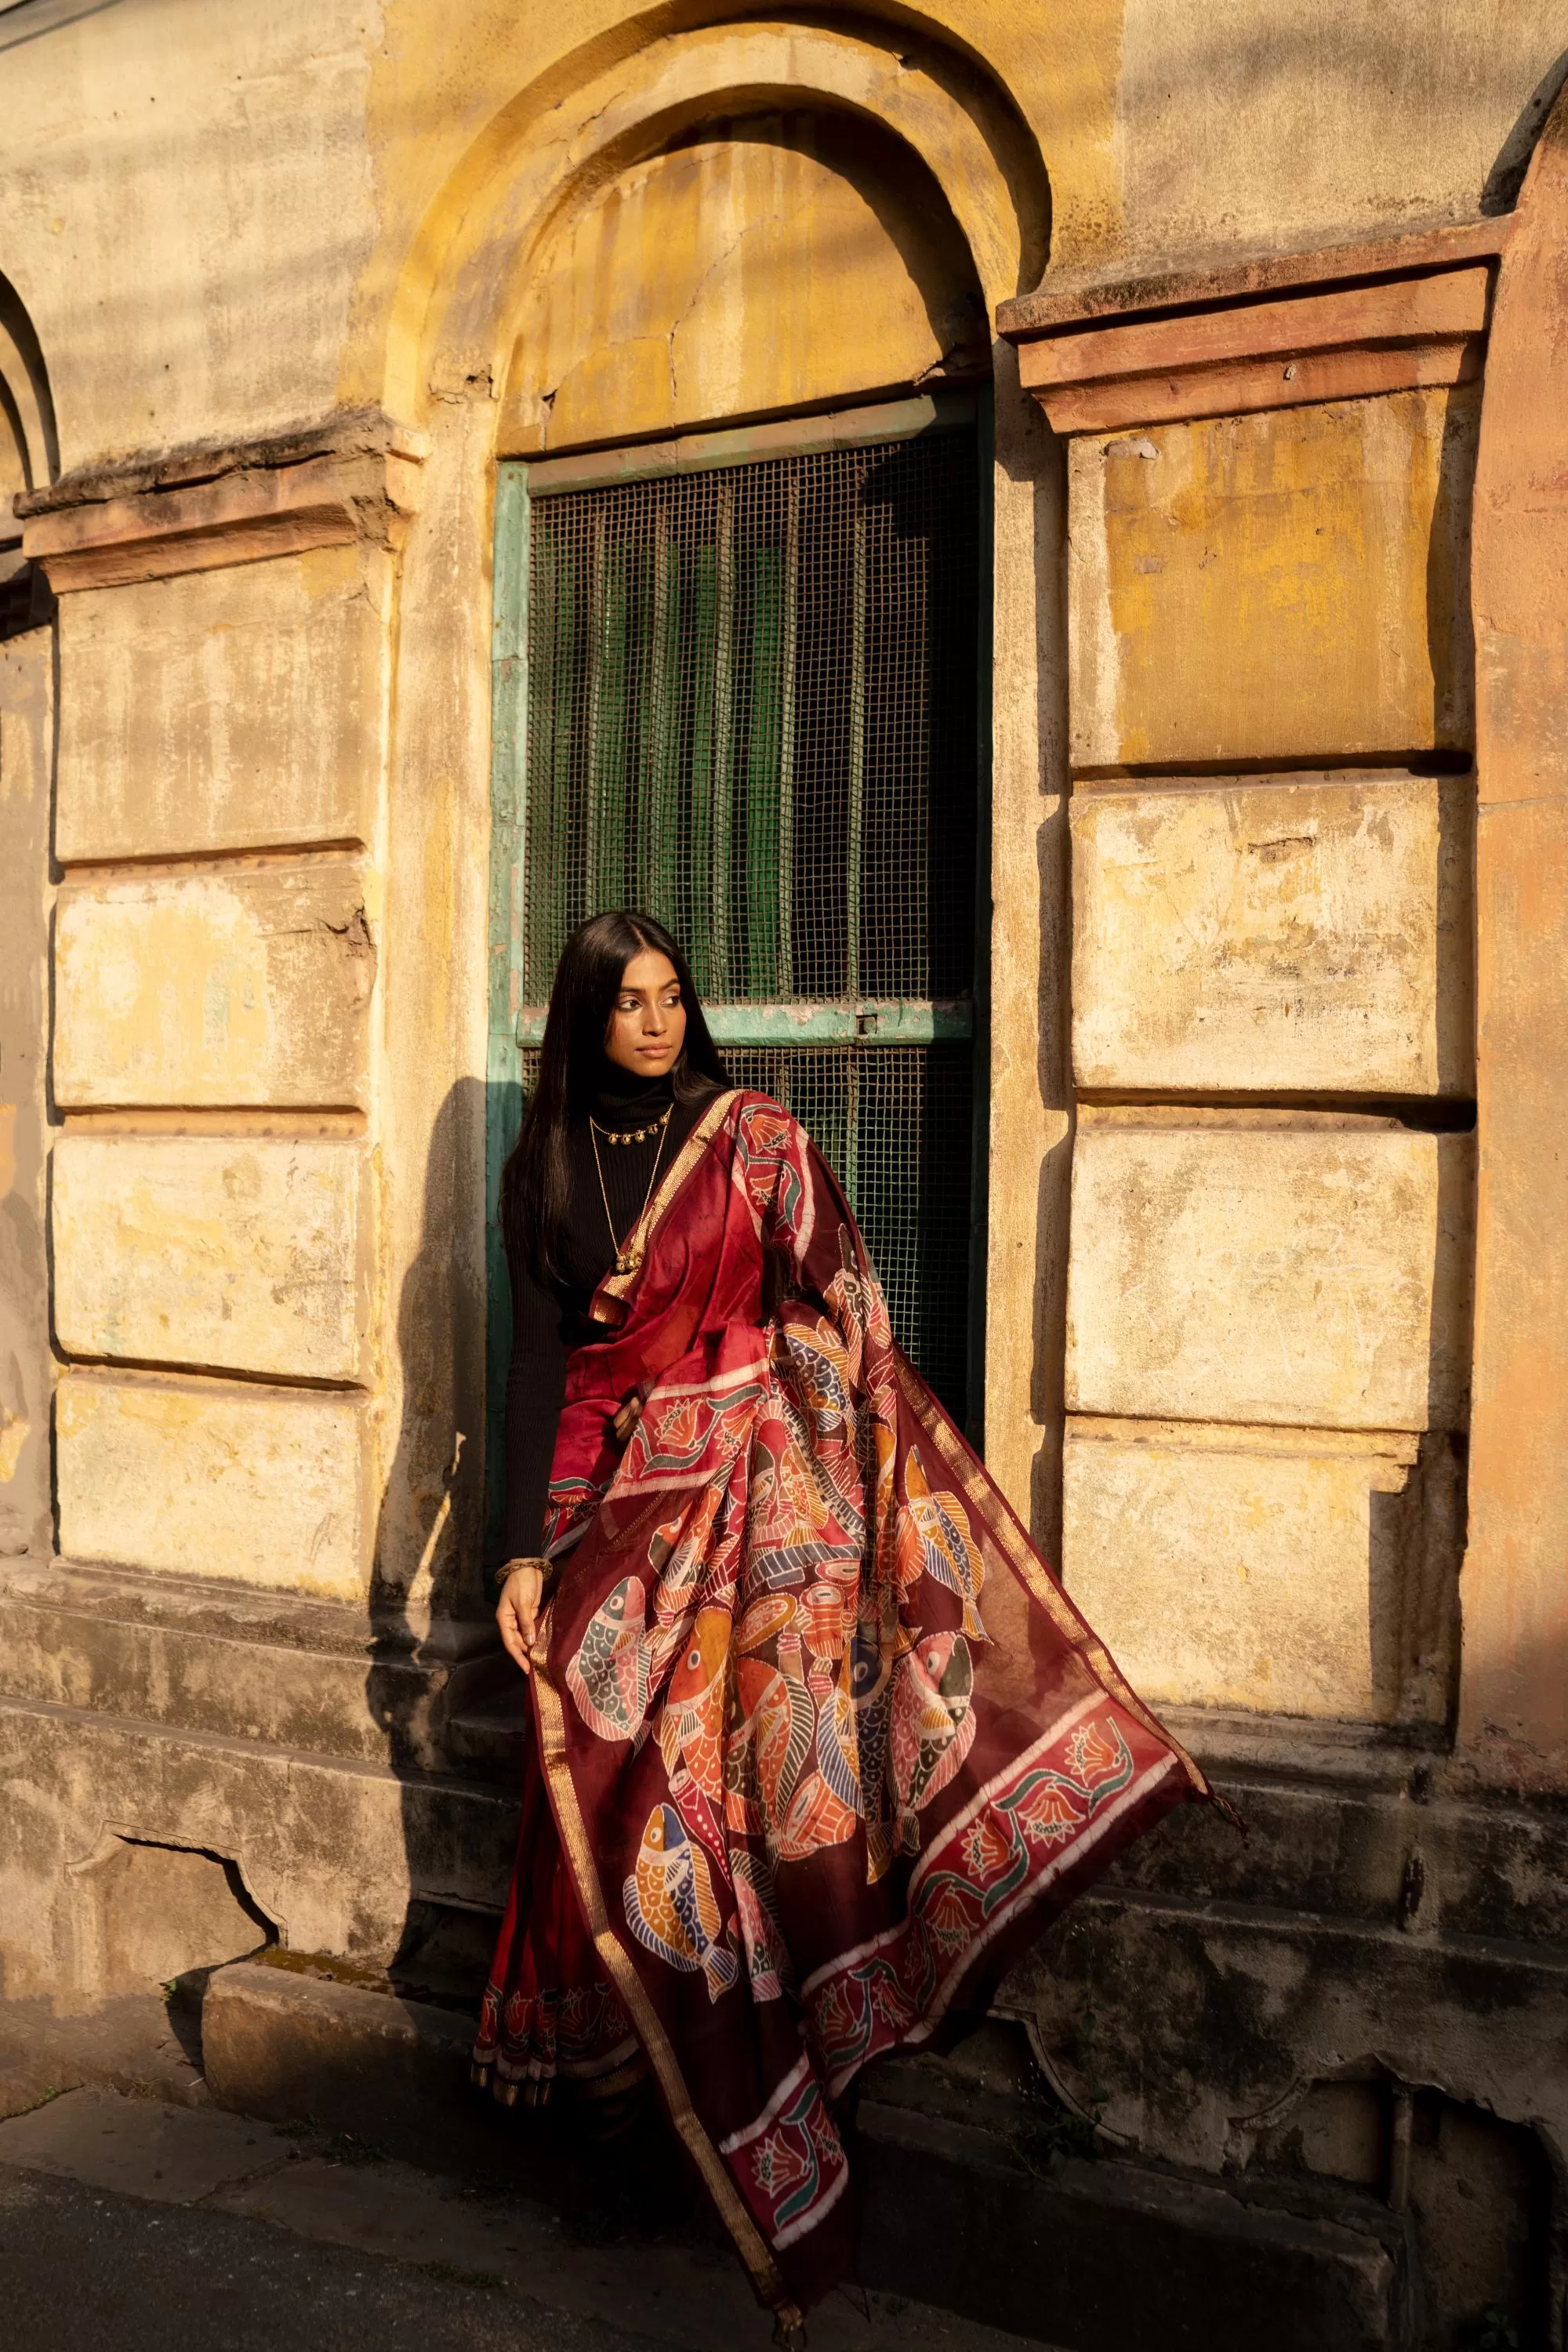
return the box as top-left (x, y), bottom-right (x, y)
top-left (0, 1557), bottom-right (513, 1773)
top-left (445, 1686), bottom-right (530, 1769)
top-left (858, 2100), bottom-right (1410, 2352)
top-left (1107, 1707), bottom-right (1568, 1948)
top-left (202, 1958), bottom-right (1414, 2352)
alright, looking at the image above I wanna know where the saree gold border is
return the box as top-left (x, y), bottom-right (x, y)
top-left (593, 1090), bottom-right (744, 1319)
top-left (891, 1354), bottom-right (1214, 1806)
top-left (528, 1657), bottom-right (793, 2318)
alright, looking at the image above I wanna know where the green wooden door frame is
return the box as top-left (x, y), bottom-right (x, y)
top-left (485, 393), bottom-right (994, 1548)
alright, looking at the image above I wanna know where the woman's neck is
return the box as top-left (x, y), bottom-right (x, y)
top-left (590, 1055), bottom-right (675, 1116)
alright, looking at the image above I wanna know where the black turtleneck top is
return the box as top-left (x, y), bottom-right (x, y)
top-left (501, 1062), bottom-right (715, 1559)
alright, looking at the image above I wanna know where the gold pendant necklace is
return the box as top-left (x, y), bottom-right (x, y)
top-left (590, 1103), bottom-right (673, 1275)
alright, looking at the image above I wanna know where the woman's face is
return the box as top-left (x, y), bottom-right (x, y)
top-left (604, 948), bottom-right (687, 1079)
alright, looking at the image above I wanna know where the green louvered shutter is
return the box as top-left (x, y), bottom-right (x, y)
top-left (488, 400), bottom-right (989, 1540)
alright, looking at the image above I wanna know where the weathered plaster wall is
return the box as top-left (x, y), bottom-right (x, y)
top-left (39, 494), bottom-right (400, 1594)
top-left (502, 111), bottom-right (985, 452)
top-left (0, 627), bottom-right (52, 1562)
top-left (0, 268), bottom-right (55, 1566)
top-left (1463, 98), bottom-right (1568, 1783)
top-left (1071, 775), bottom-right (1474, 1097)
top-left (0, 0), bottom-right (379, 469)
top-left (1069, 387), bottom-right (1478, 771)
top-left (1112, 0), bottom-right (1567, 269)
top-left (0, 3), bottom-right (1559, 471)
top-left (0, 6), bottom-right (1566, 2334)
top-left (0, 0), bottom-right (1554, 1602)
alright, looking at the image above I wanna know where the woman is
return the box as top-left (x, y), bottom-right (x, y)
top-left (474, 909), bottom-right (1221, 2343)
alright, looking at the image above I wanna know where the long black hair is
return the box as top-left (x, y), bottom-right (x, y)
top-left (500, 909), bottom-right (728, 1286)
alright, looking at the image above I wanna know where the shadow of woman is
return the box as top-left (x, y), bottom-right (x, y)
top-left (365, 1073), bottom-right (522, 2036)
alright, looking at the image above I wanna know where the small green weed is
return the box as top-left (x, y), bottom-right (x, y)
top-left (321, 2131), bottom-right (387, 2167)
top-left (421, 2263), bottom-right (506, 2292)
top-left (1457, 2311), bottom-right (1520, 2352)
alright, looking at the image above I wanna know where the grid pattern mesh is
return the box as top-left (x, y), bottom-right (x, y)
top-left (724, 1047), bottom-right (975, 1414)
top-left (523, 436), bottom-right (978, 1005)
top-left (520, 430), bottom-right (981, 1420)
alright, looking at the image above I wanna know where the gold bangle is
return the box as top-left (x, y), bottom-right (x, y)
top-left (499, 1555), bottom-right (561, 1602)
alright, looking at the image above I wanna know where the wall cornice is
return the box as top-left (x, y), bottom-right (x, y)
top-left (1000, 217), bottom-right (1513, 435)
top-left (19, 408), bottom-right (428, 591)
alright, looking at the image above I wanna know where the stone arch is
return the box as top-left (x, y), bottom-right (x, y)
top-left (499, 104), bottom-right (989, 454)
top-left (0, 268), bottom-right (55, 499)
top-left (386, 14), bottom-right (1049, 424)
top-left (0, 269), bottom-right (56, 633)
top-left (1461, 82), bottom-right (1568, 1783)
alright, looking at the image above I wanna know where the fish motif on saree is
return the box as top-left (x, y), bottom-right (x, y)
top-left (526, 1089), bottom-right (1216, 2321)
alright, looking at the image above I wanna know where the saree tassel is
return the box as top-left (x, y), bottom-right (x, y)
top-left (1208, 1787), bottom-right (1250, 1843)
top-left (495, 2076), bottom-right (520, 2110)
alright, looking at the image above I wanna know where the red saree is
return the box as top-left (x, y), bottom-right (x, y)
top-left (478, 1089), bottom-right (1214, 2324)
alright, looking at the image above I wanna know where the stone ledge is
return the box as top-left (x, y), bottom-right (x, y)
top-left (1018, 268), bottom-right (1491, 434)
top-left (0, 1558), bottom-right (512, 1775)
top-left (0, 1556), bottom-right (495, 1659)
top-left (198, 1960), bottom-right (1410, 2351)
top-left (1001, 220), bottom-right (1511, 434)
top-left (19, 409), bottom-right (428, 591)
top-left (204, 1962), bottom-right (474, 2147)
top-left (998, 217), bottom-right (1511, 339)
top-left (14, 408), bottom-right (427, 514)
top-left (199, 1960), bottom-right (725, 2241)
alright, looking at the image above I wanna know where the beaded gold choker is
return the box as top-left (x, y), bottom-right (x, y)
top-left (589, 1110), bottom-right (671, 1145)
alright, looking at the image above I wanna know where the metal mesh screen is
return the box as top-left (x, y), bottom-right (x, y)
top-left (522, 435), bottom-right (979, 1005)
top-left (517, 426), bottom-right (982, 1421)
top-left (724, 1046), bottom-right (975, 1413)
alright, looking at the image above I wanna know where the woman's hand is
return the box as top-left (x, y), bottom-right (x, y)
top-left (610, 1390), bottom-right (644, 1446)
top-left (496, 1559), bottom-right (548, 1675)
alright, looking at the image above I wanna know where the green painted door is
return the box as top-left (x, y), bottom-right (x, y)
top-left (488, 399), bottom-right (989, 1541)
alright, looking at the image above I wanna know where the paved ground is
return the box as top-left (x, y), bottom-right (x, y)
top-left (0, 2086), bottom-right (1051, 2352)
top-left (0, 2161), bottom-right (648, 2352)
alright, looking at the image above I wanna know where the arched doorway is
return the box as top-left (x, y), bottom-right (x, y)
top-left (481, 106), bottom-right (995, 1541)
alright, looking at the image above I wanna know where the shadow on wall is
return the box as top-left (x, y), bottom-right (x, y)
top-left (1484, 46), bottom-right (1568, 212)
top-left (365, 1074), bottom-right (523, 2023)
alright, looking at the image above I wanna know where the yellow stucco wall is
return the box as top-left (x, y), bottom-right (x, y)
top-left (0, 3), bottom-right (1557, 1740)
top-left (0, 2), bottom-right (1559, 466)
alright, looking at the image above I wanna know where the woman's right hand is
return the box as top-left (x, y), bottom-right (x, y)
top-left (497, 1559), bottom-right (548, 1675)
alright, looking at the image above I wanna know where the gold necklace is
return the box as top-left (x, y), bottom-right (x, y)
top-left (590, 1104), bottom-right (673, 1274)
top-left (589, 1112), bottom-right (670, 1146)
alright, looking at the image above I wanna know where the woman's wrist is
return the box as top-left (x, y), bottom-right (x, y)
top-left (491, 1554), bottom-right (557, 1600)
